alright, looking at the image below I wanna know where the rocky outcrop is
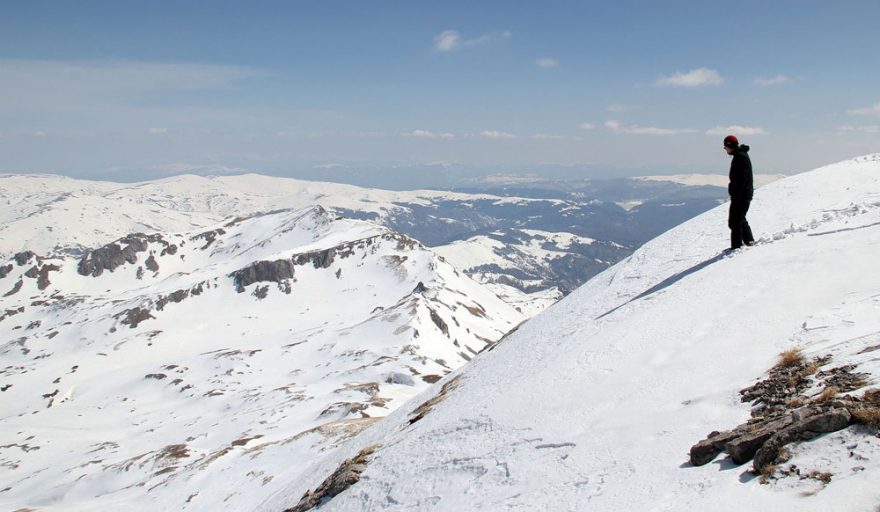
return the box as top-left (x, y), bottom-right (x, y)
top-left (116, 306), bottom-right (155, 329)
top-left (145, 255), bottom-right (159, 272)
top-left (78, 234), bottom-right (165, 277)
top-left (283, 445), bottom-right (378, 512)
top-left (24, 264), bottom-right (61, 290)
top-left (156, 290), bottom-right (189, 311)
top-left (14, 251), bottom-right (35, 266)
top-left (0, 263), bottom-right (12, 279)
top-left (230, 259), bottom-right (296, 293)
top-left (689, 352), bottom-right (873, 476)
top-left (191, 228), bottom-right (226, 250)
top-left (3, 279), bottom-right (23, 297)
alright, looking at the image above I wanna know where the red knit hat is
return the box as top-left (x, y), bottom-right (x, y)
top-left (723, 135), bottom-right (739, 148)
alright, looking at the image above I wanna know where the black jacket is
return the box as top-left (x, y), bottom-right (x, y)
top-left (728, 145), bottom-right (754, 201)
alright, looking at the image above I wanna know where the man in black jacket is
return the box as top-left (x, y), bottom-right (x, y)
top-left (724, 135), bottom-right (755, 249)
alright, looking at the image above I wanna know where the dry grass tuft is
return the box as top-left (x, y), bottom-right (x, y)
top-left (785, 397), bottom-right (805, 408)
top-left (806, 470), bottom-right (832, 484)
top-left (852, 408), bottom-right (880, 429)
top-left (804, 360), bottom-right (822, 375)
top-left (815, 386), bottom-right (840, 403)
top-left (863, 389), bottom-right (880, 406)
top-left (758, 463), bottom-right (777, 484)
top-left (776, 348), bottom-right (805, 369)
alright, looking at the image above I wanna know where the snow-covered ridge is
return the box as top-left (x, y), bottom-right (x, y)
top-left (0, 206), bottom-right (525, 510)
top-left (0, 172), bottom-right (552, 258)
top-left (257, 154), bottom-right (880, 511)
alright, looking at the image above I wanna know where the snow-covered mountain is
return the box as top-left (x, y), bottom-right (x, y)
top-left (0, 206), bottom-right (525, 510)
top-left (0, 172), bottom-right (727, 304)
top-left (255, 154), bottom-right (880, 511)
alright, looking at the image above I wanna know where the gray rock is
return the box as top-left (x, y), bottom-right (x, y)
top-left (229, 259), bottom-right (296, 292)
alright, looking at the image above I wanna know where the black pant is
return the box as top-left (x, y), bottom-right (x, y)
top-left (728, 198), bottom-right (754, 249)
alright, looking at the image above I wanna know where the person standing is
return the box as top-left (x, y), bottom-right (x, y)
top-left (724, 135), bottom-right (755, 249)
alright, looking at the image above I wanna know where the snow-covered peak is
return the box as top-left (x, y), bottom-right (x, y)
top-left (260, 154), bottom-right (880, 511)
top-left (0, 206), bottom-right (525, 510)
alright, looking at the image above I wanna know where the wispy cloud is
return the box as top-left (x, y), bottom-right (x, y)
top-left (148, 127), bottom-right (168, 134)
top-left (579, 123), bottom-right (596, 130)
top-left (706, 125), bottom-right (768, 136)
top-left (655, 67), bottom-right (723, 88)
top-left (848, 102), bottom-right (880, 117)
top-left (605, 104), bottom-right (639, 113)
top-left (753, 74), bottom-right (790, 86)
top-left (605, 120), bottom-right (695, 136)
top-left (531, 133), bottom-right (565, 140)
top-left (433, 30), bottom-right (511, 52)
top-left (536, 57), bottom-right (559, 69)
top-left (314, 163), bottom-right (348, 169)
top-left (837, 125), bottom-right (879, 134)
top-left (402, 129), bottom-right (455, 139)
top-left (479, 130), bottom-right (517, 139)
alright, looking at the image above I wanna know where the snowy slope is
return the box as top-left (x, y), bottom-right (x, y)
top-left (0, 206), bottom-right (524, 511)
top-left (0, 173), bottom-right (526, 258)
top-left (259, 154), bottom-right (880, 511)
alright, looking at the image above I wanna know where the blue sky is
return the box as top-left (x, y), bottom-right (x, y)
top-left (1, 0), bottom-right (878, 184)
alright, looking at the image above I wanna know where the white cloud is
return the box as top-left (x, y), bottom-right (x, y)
top-left (706, 125), bottom-right (769, 136)
top-left (148, 127), bottom-right (168, 134)
top-left (753, 74), bottom-right (791, 86)
top-left (433, 30), bottom-right (461, 52)
top-left (837, 125), bottom-right (880, 134)
top-left (579, 123), bottom-right (596, 130)
top-left (531, 133), bottom-right (565, 139)
top-left (655, 67), bottom-right (724, 88)
top-left (605, 120), bottom-right (695, 136)
top-left (480, 130), bottom-right (517, 139)
top-left (536, 57), bottom-right (559, 69)
top-left (314, 163), bottom-right (348, 169)
top-left (848, 102), bottom-right (880, 117)
top-left (433, 30), bottom-right (511, 52)
top-left (402, 129), bottom-right (455, 139)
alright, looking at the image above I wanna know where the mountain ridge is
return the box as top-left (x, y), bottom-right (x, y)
top-left (257, 154), bottom-right (880, 512)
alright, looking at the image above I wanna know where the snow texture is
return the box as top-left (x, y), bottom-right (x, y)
top-left (258, 154), bottom-right (880, 512)
top-left (0, 206), bottom-right (524, 510)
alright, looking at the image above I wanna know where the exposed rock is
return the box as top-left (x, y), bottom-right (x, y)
top-left (14, 251), bottom-right (35, 266)
top-left (691, 353), bottom-right (864, 475)
top-left (117, 306), bottom-right (155, 329)
top-left (253, 285), bottom-right (269, 300)
top-left (412, 281), bottom-right (427, 294)
top-left (230, 259), bottom-right (296, 293)
top-left (429, 308), bottom-right (449, 336)
top-left (408, 376), bottom-right (461, 425)
top-left (160, 244), bottom-right (178, 256)
top-left (295, 248), bottom-right (336, 269)
top-left (4, 278), bottom-right (23, 297)
top-left (23, 264), bottom-right (61, 290)
top-left (191, 228), bottom-right (226, 250)
top-left (283, 445), bottom-right (378, 512)
top-left (145, 255), bottom-right (159, 272)
top-left (318, 402), bottom-right (369, 420)
top-left (78, 234), bottom-right (165, 277)
top-left (0, 306), bottom-right (25, 322)
top-left (0, 263), bottom-right (12, 279)
top-left (156, 290), bottom-right (189, 311)
top-left (753, 409), bottom-right (852, 472)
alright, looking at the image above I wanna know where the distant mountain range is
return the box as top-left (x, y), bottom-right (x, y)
top-left (1, 172), bottom-right (752, 307)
